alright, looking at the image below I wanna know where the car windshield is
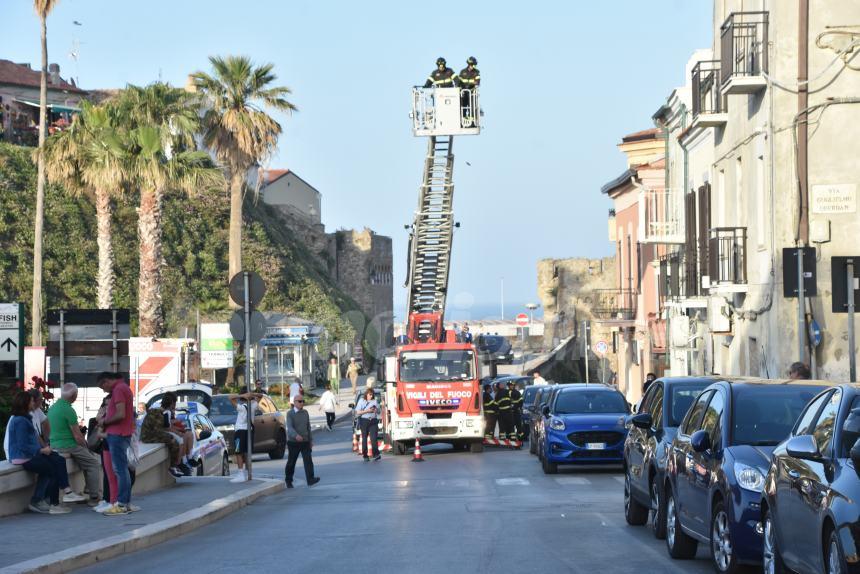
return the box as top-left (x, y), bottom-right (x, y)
top-left (209, 396), bottom-right (237, 417)
top-left (478, 336), bottom-right (505, 352)
top-left (523, 386), bottom-right (539, 407)
top-left (732, 385), bottom-right (822, 446)
top-left (399, 350), bottom-right (475, 382)
top-left (554, 391), bottom-right (627, 414)
top-left (668, 384), bottom-right (709, 427)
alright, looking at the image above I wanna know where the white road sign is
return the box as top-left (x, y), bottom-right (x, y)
top-left (593, 340), bottom-right (609, 355)
top-left (0, 303), bottom-right (21, 362)
top-left (201, 323), bottom-right (234, 369)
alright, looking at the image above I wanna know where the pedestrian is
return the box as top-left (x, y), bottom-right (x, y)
top-left (496, 382), bottom-right (513, 440)
top-left (6, 391), bottom-right (71, 514)
top-left (28, 388), bottom-right (50, 446)
top-left (48, 383), bottom-right (101, 506)
top-left (461, 323), bottom-right (473, 344)
top-left (160, 393), bottom-right (197, 472)
top-left (97, 371), bottom-right (136, 516)
top-left (355, 388), bottom-right (381, 461)
top-left (289, 377), bottom-right (303, 406)
top-left (328, 357), bottom-right (340, 394)
top-left (346, 358), bottom-right (360, 395)
top-left (320, 383), bottom-right (338, 431)
top-left (643, 372), bottom-right (657, 394)
top-left (285, 394), bottom-right (320, 488)
top-left (229, 388), bottom-right (262, 483)
top-left (140, 393), bottom-right (188, 478)
top-left (254, 379), bottom-right (264, 394)
top-left (531, 371), bottom-right (548, 386)
top-left (423, 57), bottom-right (456, 88)
top-left (455, 56), bottom-right (480, 126)
top-left (509, 381), bottom-right (525, 441)
top-left (482, 384), bottom-right (497, 440)
top-left (788, 362), bottom-right (812, 380)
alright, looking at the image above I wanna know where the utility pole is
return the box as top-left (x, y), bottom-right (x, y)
top-left (797, 248), bottom-right (806, 365)
top-left (583, 320), bottom-right (591, 385)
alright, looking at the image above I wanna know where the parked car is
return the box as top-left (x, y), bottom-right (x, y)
top-left (539, 383), bottom-right (629, 474)
top-left (175, 410), bottom-right (230, 476)
top-left (208, 393), bottom-right (287, 460)
top-left (520, 385), bottom-right (542, 441)
top-left (476, 335), bottom-right (514, 364)
top-left (664, 378), bottom-right (832, 573)
top-left (761, 383), bottom-right (860, 574)
top-left (533, 384), bottom-right (566, 458)
top-left (624, 376), bottom-right (715, 538)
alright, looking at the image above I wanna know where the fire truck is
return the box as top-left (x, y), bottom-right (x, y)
top-left (384, 85), bottom-right (484, 455)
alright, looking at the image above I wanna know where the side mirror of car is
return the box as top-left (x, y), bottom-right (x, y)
top-left (691, 430), bottom-right (712, 453)
top-left (254, 409), bottom-right (263, 417)
top-left (542, 405), bottom-right (550, 418)
top-left (850, 439), bottom-right (860, 470)
top-left (348, 403), bottom-right (355, 409)
top-left (630, 413), bottom-right (653, 430)
top-left (199, 429), bottom-right (212, 440)
top-left (786, 435), bottom-right (821, 460)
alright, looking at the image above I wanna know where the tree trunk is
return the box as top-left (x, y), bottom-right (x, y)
top-left (138, 187), bottom-right (164, 337)
top-left (31, 14), bottom-right (48, 346)
top-left (227, 170), bottom-right (244, 307)
top-left (95, 189), bottom-right (114, 309)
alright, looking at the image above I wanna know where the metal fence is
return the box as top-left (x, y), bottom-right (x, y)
top-left (692, 60), bottom-right (723, 117)
top-left (708, 227), bottom-right (748, 285)
top-left (592, 289), bottom-right (637, 321)
top-left (720, 12), bottom-right (769, 83)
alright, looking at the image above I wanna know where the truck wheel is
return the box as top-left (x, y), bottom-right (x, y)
top-left (470, 441), bottom-right (484, 453)
top-left (394, 440), bottom-right (408, 456)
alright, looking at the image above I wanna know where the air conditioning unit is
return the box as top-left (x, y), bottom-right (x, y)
top-left (708, 296), bottom-right (732, 334)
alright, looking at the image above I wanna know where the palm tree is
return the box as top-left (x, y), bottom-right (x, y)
top-left (31, 0), bottom-right (60, 345)
top-left (191, 56), bottom-right (296, 292)
top-left (40, 101), bottom-right (124, 309)
top-left (113, 83), bottom-right (223, 337)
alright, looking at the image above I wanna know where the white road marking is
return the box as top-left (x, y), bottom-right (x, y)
top-left (495, 477), bottom-right (530, 486)
top-left (554, 476), bottom-right (591, 485)
top-left (613, 476), bottom-right (626, 484)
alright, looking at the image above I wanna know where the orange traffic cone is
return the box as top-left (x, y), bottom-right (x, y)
top-left (366, 436), bottom-right (373, 455)
top-left (352, 433), bottom-right (359, 453)
top-left (412, 437), bottom-right (424, 462)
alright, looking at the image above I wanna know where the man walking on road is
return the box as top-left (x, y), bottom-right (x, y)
top-left (285, 395), bottom-right (320, 488)
top-left (346, 358), bottom-right (360, 395)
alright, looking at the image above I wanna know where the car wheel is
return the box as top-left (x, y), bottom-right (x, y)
top-left (394, 440), bottom-right (408, 456)
top-left (711, 500), bottom-right (740, 573)
top-left (624, 469), bottom-right (649, 525)
top-left (542, 456), bottom-right (558, 474)
top-left (196, 459), bottom-right (205, 476)
top-left (470, 441), bottom-right (484, 453)
top-left (529, 430), bottom-right (537, 455)
top-left (826, 525), bottom-right (847, 574)
top-left (762, 507), bottom-right (786, 574)
top-left (221, 454), bottom-right (230, 477)
top-left (269, 430), bottom-right (286, 460)
top-left (650, 479), bottom-right (668, 540)
top-left (666, 486), bottom-right (698, 559)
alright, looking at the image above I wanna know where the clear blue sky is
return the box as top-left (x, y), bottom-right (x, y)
top-left (4, 0), bottom-right (713, 320)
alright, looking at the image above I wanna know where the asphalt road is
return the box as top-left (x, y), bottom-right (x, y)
top-left (77, 421), bottom-right (718, 574)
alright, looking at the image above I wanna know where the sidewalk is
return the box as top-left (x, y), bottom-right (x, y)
top-left (0, 477), bottom-right (283, 574)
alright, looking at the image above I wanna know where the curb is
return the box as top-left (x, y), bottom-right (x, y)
top-left (0, 479), bottom-right (284, 574)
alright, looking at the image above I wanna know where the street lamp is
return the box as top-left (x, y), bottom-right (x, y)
top-left (525, 302), bottom-right (540, 325)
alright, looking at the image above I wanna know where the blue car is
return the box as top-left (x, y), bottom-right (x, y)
top-left (664, 379), bottom-right (832, 573)
top-left (539, 384), bottom-right (629, 474)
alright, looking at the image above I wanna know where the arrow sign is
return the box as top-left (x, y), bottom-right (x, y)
top-left (0, 302), bottom-right (21, 363)
top-left (1, 338), bottom-right (16, 352)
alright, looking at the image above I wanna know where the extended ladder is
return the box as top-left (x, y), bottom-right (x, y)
top-left (405, 135), bottom-right (456, 319)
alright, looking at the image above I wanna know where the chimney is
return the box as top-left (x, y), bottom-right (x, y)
top-left (48, 63), bottom-right (60, 85)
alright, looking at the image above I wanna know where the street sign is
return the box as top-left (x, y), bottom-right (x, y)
top-left (229, 310), bottom-right (266, 345)
top-left (783, 247), bottom-right (817, 297)
top-left (593, 340), bottom-right (609, 355)
top-left (200, 323), bottom-right (234, 369)
top-left (229, 272), bottom-right (266, 308)
top-left (515, 313), bottom-right (529, 327)
top-left (832, 257), bottom-right (860, 314)
top-left (0, 303), bottom-right (21, 363)
top-left (46, 309), bottom-right (130, 388)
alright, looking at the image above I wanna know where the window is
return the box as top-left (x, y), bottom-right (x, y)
top-left (192, 415), bottom-right (206, 440)
top-left (735, 157), bottom-right (743, 226)
top-left (260, 398), bottom-right (276, 414)
top-left (638, 385), bottom-right (657, 414)
top-left (812, 390), bottom-right (840, 456)
top-left (669, 385), bottom-right (708, 427)
top-left (793, 391), bottom-right (830, 436)
top-left (399, 350), bottom-right (475, 382)
top-left (840, 396), bottom-right (860, 458)
top-left (732, 385), bottom-right (822, 446)
top-left (648, 385), bottom-right (665, 429)
top-left (701, 391), bottom-right (725, 449)
top-left (682, 390), bottom-right (714, 436)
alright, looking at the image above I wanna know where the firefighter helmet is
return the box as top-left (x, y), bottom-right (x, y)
top-left (467, 56), bottom-right (477, 66)
top-left (436, 57), bottom-right (446, 66)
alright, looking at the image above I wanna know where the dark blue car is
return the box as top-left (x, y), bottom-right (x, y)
top-left (540, 384), bottom-right (629, 474)
top-left (761, 383), bottom-right (860, 574)
top-left (665, 379), bottom-right (831, 573)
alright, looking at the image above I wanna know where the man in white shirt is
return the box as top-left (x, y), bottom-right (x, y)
top-left (531, 371), bottom-right (549, 386)
top-left (289, 379), bottom-right (303, 406)
top-left (229, 389), bottom-right (262, 482)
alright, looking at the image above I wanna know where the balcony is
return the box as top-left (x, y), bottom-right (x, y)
top-left (639, 188), bottom-right (685, 244)
top-left (659, 251), bottom-right (708, 307)
top-left (708, 227), bottom-right (748, 292)
top-left (720, 12), bottom-right (769, 95)
top-left (691, 61), bottom-right (727, 128)
top-left (592, 289), bottom-right (637, 323)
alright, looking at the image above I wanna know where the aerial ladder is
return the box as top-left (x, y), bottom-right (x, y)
top-left (381, 84), bottom-right (485, 455)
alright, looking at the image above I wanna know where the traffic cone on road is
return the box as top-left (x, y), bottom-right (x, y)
top-left (352, 433), bottom-right (359, 453)
top-left (411, 437), bottom-right (424, 462)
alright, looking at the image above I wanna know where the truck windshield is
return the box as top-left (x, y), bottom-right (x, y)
top-left (399, 350), bottom-right (475, 382)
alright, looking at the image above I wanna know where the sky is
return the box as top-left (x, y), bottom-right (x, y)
top-left (3, 0), bottom-right (714, 321)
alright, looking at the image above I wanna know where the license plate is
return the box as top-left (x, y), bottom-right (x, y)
top-left (586, 442), bottom-right (605, 450)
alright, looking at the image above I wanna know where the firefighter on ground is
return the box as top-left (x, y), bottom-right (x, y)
top-left (496, 382), bottom-right (514, 441)
top-left (508, 380), bottom-right (524, 442)
top-left (456, 56), bottom-right (480, 127)
top-left (424, 57), bottom-right (456, 88)
top-left (483, 383), bottom-right (497, 440)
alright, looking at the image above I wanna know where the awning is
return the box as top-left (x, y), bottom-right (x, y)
top-left (14, 99), bottom-right (80, 112)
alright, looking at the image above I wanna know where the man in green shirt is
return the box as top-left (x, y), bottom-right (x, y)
top-left (48, 383), bottom-right (102, 506)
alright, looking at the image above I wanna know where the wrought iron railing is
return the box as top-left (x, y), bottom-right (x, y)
top-left (641, 188), bottom-right (684, 243)
top-left (692, 60), bottom-right (723, 117)
top-left (708, 227), bottom-right (747, 285)
top-left (720, 12), bottom-right (769, 84)
top-left (592, 289), bottom-right (637, 321)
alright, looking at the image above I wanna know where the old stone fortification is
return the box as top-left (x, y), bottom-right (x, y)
top-left (537, 256), bottom-right (618, 381)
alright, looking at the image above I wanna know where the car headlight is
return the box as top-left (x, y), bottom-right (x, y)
top-left (397, 421), bottom-right (414, 429)
top-left (550, 418), bottom-right (565, 431)
top-left (734, 462), bottom-right (765, 492)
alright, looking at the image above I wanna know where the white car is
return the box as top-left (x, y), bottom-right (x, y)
top-left (175, 410), bottom-right (230, 476)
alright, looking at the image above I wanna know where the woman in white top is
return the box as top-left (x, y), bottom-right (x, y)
top-left (319, 383), bottom-right (338, 431)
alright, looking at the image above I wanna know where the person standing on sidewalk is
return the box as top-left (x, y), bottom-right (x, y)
top-left (48, 383), bottom-right (101, 506)
top-left (97, 372), bottom-right (136, 516)
top-left (319, 383), bottom-right (338, 431)
top-left (229, 389), bottom-right (261, 482)
top-left (285, 395), bottom-right (320, 488)
top-left (355, 388), bottom-right (381, 461)
top-left (328, 357), bottom-right (340, 394)
top-left (346, 358), bottom-right (360, 395)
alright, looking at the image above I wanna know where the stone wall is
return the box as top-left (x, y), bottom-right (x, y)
top-left (537, 256), bottom-right (618, 381)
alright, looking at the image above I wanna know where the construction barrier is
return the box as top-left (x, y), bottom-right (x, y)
top-left (483, 437), bottom-right (523, 449)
